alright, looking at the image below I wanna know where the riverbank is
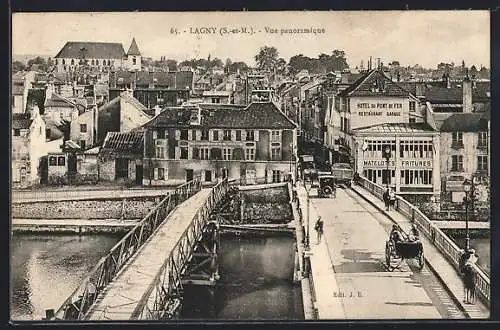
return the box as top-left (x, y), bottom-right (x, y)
top-left (12, 218), bottom-right (138, 234)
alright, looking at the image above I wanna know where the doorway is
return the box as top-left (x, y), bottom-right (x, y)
top-left (186, 169), bottom-right (194, 182)
top-left (135, 164), bottom-right (143, 185)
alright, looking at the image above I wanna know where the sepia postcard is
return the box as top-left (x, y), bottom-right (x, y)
top-left (10, 10), bottom-right (491, 322)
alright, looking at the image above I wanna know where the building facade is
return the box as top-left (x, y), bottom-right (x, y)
top-left (142, 102), bottom-right (297, 186)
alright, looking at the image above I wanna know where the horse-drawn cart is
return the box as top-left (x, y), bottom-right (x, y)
top-left (385, 228), bottom-right (425, 271)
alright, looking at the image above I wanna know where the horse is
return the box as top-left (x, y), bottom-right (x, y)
top-left (463, 263), bottom-right (476, 304)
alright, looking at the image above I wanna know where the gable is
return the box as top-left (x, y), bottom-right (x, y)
top-left (341, 70), bottom-right (410, 97)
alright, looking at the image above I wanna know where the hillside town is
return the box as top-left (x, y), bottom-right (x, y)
top-left (11, 38), bottom-right (490, 214)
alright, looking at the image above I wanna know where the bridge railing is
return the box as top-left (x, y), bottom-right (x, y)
top-left (51, 178), bottom-right (202, 320)
top-left (133, 178), bottom-right (230, 320)
top-left (357, 176), bottom-right (490, 307)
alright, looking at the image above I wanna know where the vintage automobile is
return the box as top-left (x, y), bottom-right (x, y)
top-left (299, 155), bottom-right (317, 182)
top-left (317, 174), bottom-right (337, 198)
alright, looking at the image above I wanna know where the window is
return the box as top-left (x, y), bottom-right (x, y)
top-left (58, 156), bottom-right (66, 166)
top-left (451, 132), bottom-right (463, 147)
top-left (212, 97), bottom-right (221, 104)
top-left (245, 148), bottom-right (255, 161)
top-left (155, 146), bottom-right (165, 158)
top-left (71, 59), bottom-right (74, 65)
top-left (271, 130), bottom-right (281, 142)
top-left (49, 156), bottom-right (57, 166)
top-left (451, 155), bottom-right (464, 171)
top-left (400, 170), bottom-right (433, 185)
top-left (55, 59), bottom-right (58, 65)
top-left (91, 59), bottom-right (95, 65)
top-left (272, 170), bottom-right (281, 183)
top-left (180, 130), bottom-right (188, 140)
top-left (246, 130), bottom-right (255, 141)
top-left (223, 130), bottom-right (232, 141)
top-left (80, 140), bottom-right (86, 150)
top-left (236, 130), bottom-right (242, 141)
top-left (155, 129), bottom-right (166, 139)
top-left (13, 129), bottom-right (20, 136)
top-left (478, 132), bottom-right (488, 148)
top-left (223, 148), bottom-right (232, 160)
top-left (213, 130), bottom-right (219, 141)
top-left (180, 147), bottom-right (188, 159)
top-left (154, 168), bottom-right (167, 180)
top-left (133, 57), bottom-right (137, 65)
top-left (271, 146), bottom-right (281, 161)
top-left (477, 156), bottom-right (488, 171)
top-left (199, 148), bottom-right (210, 160)
top-left (201, 130), bottom-right (209, 140)
top-left (80, 124), bottom-right (87, 133)
top-left (62, 59), bottom-right (65, 65)
top-left (409, 101), bottom-right (416, 112)
top-left (409, 118), bottom-right (416, 123)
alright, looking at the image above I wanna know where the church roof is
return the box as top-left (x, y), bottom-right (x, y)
top-left (55, 42), bottom-right (125, 59)
top-left (127, 38), bottom-right (141, 56)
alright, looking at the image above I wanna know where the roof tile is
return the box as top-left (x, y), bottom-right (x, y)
top-left (55, 42), bottom-right (125, 59)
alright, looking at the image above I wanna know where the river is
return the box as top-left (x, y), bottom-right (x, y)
top-left (11, 233), bottom-right (303, 321)
top-left (448, 236), bottom-right (490, 274)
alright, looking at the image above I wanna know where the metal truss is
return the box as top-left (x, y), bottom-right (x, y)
top-left (132, 178), bottom-right (230, 320)
top-left (51, 178), bottom-right (202, 320)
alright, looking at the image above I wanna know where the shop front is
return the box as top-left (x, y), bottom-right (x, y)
top-left (353, 123), bottom-right (440, 196)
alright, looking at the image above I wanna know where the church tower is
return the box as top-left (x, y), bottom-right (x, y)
top-left (125, 37), bottom-right (142, 71)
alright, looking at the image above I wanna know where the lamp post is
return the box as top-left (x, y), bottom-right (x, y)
top-left (383, 146), bottom-right (392, 188)
top-left (304, 181), bottom-right (312, 250)
top-left (463, 178), bottom-right (475, 251)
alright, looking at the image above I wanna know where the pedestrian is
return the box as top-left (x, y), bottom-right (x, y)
top-left (388, 188), bottom-right (396, 211)
top-left (314, 216), bottom-right (324, 244)
top-left (383, 188), bottom-right (390, 211)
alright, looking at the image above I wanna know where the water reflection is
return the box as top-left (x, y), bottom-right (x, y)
top-left (10, 234), bottom-right (121, 320)
top-left (181, 235), bottom-right (304, 320)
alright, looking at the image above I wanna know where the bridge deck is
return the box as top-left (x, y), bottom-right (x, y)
top-left (86, 188), bottom-right (212, 320)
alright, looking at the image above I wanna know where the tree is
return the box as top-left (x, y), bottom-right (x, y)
top-left (255, 46), bottom-right (279, 71)
top-left (27, 56), bottom-right (48, 71)
top-left (228, 61), bottom-right (249, 74)
top-left (225, 58), bottom-right (233, 73)
top-left (12, 61), bottom-right (26, 72)
top-left (166, 59), bottom-right (177, 71)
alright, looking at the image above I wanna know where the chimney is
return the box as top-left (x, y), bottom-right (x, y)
top-left (462, 76), bottom-right (473, 113)
top-left (415, 83), bottom-right (424, 97)
top-left (442, 73), bottom-right (451, 89)
top-left (45, 83), bottom-right (53, 100)
top-left (369, 56), bottom-right (372, 70)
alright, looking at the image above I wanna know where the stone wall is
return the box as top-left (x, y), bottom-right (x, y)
top-left (240, 185), bottom-right (292, 224)
top-left (12, 197), bottom-right (157, 219)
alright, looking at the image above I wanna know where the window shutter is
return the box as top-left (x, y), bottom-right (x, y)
top-left (188, 130), bottom-right (193, 141)
top-left (255, 130), bottom-right (259, 141)
top-left (231, 130), bottom-right (236, 141)
top-left (196, 130), bottom-right (201, 141)
top-left (209, 130), bottom-right (214, 141)
top-left (188, 147), bottom-right (193, 159)
top-left (154, 168), bottom-right (158, 180)
top-left (175, 147), bottom-right (180, 159)
top-left (153, 131), bottom-right (158, 139)
top-left (219, 130), bottom-right (224, 141)
top-left (164, 169), bottom-right (168, 181)
top-left (175, 130), bottom-right (180, 140)
top-left (242, 130), bottom-right (247, 141)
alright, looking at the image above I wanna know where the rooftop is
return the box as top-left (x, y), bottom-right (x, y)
top-left (352, 122), bottom-right (435, 134)
top-left (12, 113), bottom-right (33, 130)
top-left (111, 70), bottom-right (194, 90)
top-left (126, 38), bottom-right (141, 56)
top-left (340, 70), bottom-right (411, 97)
top-left (144, 102), bottom-right (296, 129)
top-left (55, 42), bottom-right (126, 59)
top-left (100, 131), bottom-right (144, 156)
top-left (432, 112), bottom-right (490, 132)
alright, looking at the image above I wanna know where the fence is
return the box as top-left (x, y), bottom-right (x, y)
top-left (132, 178), bottom-right (230, 319)
top-left (358, 176), bottom-right (490, 307)
top-left (51, 178), bottom-right (202, 320)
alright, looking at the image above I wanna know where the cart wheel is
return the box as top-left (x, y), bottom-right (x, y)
top-left (418, 251), bottom-right (425, 270)
top-left (385, 242), bottom-right (392, 270)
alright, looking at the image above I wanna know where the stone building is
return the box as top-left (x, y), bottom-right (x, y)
top-left (54, 38), bottom-right (142, 73)
top-left (142, 101), bottom-right (298, 186)
top-left (12, 107), bottom-right (46, 188)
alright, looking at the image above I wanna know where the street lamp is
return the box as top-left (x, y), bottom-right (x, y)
top-left (304, 180), bottom-right (312, 250)
top-left (383, 146), bottom-right (392, 188)
top-left (463, 178), bottom-right (474, 251)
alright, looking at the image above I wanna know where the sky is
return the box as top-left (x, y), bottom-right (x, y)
top-left (12, 11), bottom-right (490, 69)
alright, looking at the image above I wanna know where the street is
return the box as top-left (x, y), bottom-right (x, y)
top-left (308, 187), bottom-right (464, 319)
